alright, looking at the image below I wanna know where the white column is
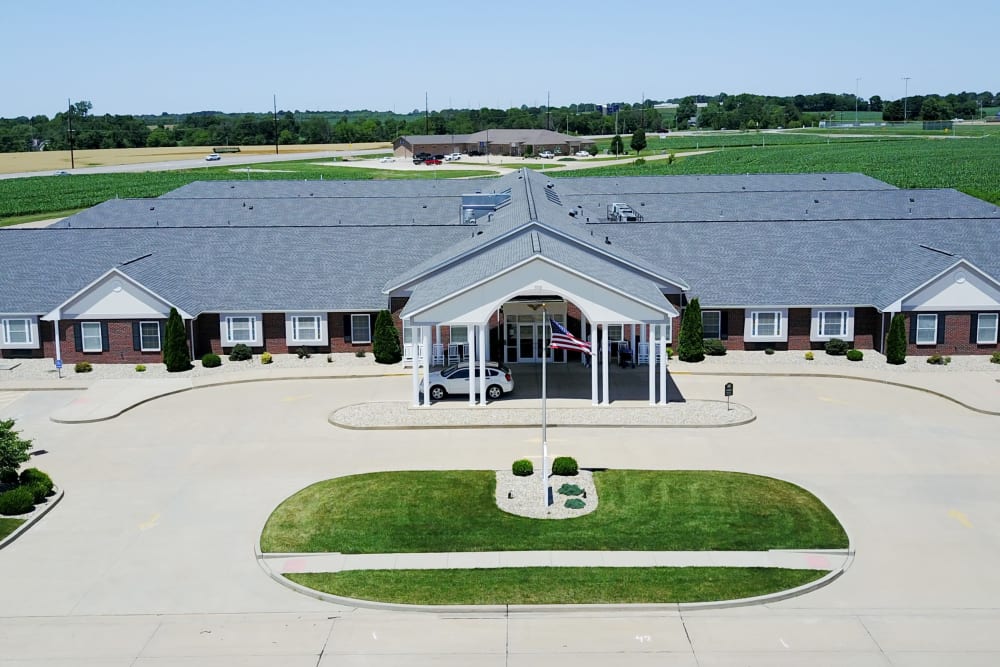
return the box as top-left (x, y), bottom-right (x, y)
top-left (422, 326), bottom-right (432, 406)
top-left (658, 323), bottom-right (667, 405)
top-left (468, 324), bottom-right (477, 406)
top-left (640, 322), bottom-right (647, 346)
top-left (53, 314), bottom-right (62, 366)
top-left (435, 324), bottom-right (441, 346)
top-left (648, 324), bottom-right (656, 405)
top-left (479, 323), bottom-right (487, 405)
top-left (590, 326), bottom-right (598, 405)
top-left (601, 324), bottom-right (610, 406)
top-left (412, 326), bottom-right (421, 407)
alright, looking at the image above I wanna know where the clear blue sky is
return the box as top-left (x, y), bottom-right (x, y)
top-left (2, 0), bottom-right (995, 118)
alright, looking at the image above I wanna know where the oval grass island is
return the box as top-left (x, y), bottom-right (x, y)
top-left (260, 470), bottom-right (849, 606)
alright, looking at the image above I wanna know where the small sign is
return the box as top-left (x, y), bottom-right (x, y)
top-left (724, 382), bottom-right (733, 397)
top-left (54, 359), bottom-right (63, 369)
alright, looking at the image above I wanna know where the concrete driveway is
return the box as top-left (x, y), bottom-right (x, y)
top-left (1, 372), bottom-right (998, 665)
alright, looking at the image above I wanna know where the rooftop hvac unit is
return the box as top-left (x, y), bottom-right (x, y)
top-left (607, 202), bottom-right (642, 222)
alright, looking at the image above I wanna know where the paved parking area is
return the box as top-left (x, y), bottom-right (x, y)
top-left (1, 372), bottom-right (998, 665)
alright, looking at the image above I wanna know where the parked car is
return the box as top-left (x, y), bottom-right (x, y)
top-left (53, 170), bottom-right (71, 176)
top-left (413, 152), bottom-right (432, 164)
top-left (538, 150), bottom-right (555, 159)
top-left (205, 153), bottom-right (221, 161)
top-left (574, 151), bottom-right (590, 157)
top-left (424, 158), bottom-right (442, 165)
top-left (379, 156), bottom-right (393, 163)
top-left (420, 363), bottom-right (514, 401)
top-left (444, 153), bottom-right (462, 161)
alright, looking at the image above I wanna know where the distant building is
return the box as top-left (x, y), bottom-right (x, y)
top-left (394, 129), bottom-right (594, 158)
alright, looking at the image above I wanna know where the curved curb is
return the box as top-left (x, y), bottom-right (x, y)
top-left (255, 543), bottom-right (854, 614)
top-left (672, 370), bottom-right (1000, 416)
top-left (328, 400), bottom-right (756, 431)
top-left (0, 487), bottom-right (64, 551)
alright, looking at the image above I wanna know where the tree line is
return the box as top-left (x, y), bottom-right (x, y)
top-left (1, 91), bottom-right (997, 153)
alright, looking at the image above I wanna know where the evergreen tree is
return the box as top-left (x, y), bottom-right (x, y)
top-left (163, 307), bottom-right (192, 372)
top-left (630, 128), bottom-right (647, 153)
top-left (372, 310), bottom-right (402, 364)
top-left (609, 134), bottom-right (624, 156)
top-left (886, 312), bottom-right (907, 365)
top-left (678, 297), bottom-right (705, 362)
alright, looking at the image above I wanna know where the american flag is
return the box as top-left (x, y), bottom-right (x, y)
top-left (548, 319), bottom-right (592, 355)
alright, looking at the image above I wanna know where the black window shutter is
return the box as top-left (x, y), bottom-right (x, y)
top-left (936, 314), bottom-right (946, 345)
top-left (343, 314), bottom-right (352, 342)
top-left (74, 323), bottom-right (82, 352)
top-left (101, 322), bottom-right (110, 351)
top-left (720, 311), bottom-right (729, 340)
top-left (132, 322), bottom-right (141, 350)
top-left (908, 315), bottom-right (917, 344)
top-left (970, 313), bottom-right (980, 344)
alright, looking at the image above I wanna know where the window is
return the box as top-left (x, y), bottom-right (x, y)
top-left (915, 314), bottom-right (937, 345)
top-left (403, 325), bottom-right (413, 345)
top-left (751, 311), bottom-right (781, 337)
top-left (606, 324), bottom-right (623, 341)
top-left (449, 325), bottom-right (468, 344)
top-left (227, 316), bottom-right (255, 343)
top-left (819, 311), bottom-right (848, 338)
top-left (351, 314), bottom-right (371, 344)
top-left (80, 322), bottom-right (102, 352)
top-left (139, 321), bottom-right (161, 351)
top-left (292, 315), bottom-right (321, 342)
top-left (702, 311), bottom-right (721, 339)
top-left (978, 313), bottom-right (999, 344)
top-left (2, 318), bottom-right (31, 345)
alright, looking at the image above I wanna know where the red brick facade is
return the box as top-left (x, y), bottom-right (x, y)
top-left (54, 319), bottom-right (166, 364)
top-left (903, 312), bottom-right (1000, 356)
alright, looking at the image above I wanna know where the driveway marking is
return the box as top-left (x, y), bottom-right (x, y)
top-left (948, 509), bottom-right (973, 528)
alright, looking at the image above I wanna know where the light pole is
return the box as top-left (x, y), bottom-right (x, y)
top-left (855, 78), bottom-right (861, 126)
top-left (902, 76), bottom-right (911, 123)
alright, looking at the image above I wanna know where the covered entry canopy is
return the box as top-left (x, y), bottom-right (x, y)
top-left (386, 170), bottom-right (687, 407)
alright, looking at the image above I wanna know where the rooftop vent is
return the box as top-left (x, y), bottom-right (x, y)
top-left (607, 202), bottom-right (642, 222)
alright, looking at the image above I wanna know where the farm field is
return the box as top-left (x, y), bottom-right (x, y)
top-left (0, 142), bottom-right (391, 175)
top-left (594, 132), bottom-right (915, 154)
top-left (557, 136), bottom-right (1000, 205)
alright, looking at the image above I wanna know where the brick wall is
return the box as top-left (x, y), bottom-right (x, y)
top-left (194, 314), bottom-right (220, 358)
top-left (57, 320), bottom-right (165, 364)
top-left (787, 308), bottom-right (811, 350)
top-left (906, 312), bottom-right (1000, 356)
top-left (262, 313), bottom-right (288, 353)
top-left (329, 312), bottom-right (375, 353)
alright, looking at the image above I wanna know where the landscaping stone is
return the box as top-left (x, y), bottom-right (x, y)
top-left (495, 470), bottom-right (598, 519)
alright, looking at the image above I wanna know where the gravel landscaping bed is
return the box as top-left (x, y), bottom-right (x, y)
top-left (495, 470), bottom-right (598, 519)
top-left (669, 349), bottom-right (1000, 374)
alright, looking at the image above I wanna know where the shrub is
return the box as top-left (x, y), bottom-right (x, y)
top-left (0, 468), bottom-right (17, 485)
top-left (261, 351), bottom-right (273, 365)
top-left (824, 338), bottom-right (850, 356)
top-left (846, 349), bottom-right (864, 361)
top-left (135, 364), bottom-right (146, 372)
top-left (804, 351), bottom-right (814, 361)
top-left (373, 309), bottom-right (403, 364)
top-left (703, 339), bottom-right (727, 356)
top-left (678, 297), bottom-right (704, 362)
top-left (355, 350), bottom-right (366, 357)
top-left (201, 353), bottom-right (222, 368)
top-left (512, 459), bottom-right (533, 476)
top-left (667, 152), bottom-right (676, 164)
top-left (926, 354), bottom-right (951, 365)
top-left (19, 468), bottom-right (53, 497)
top-left (295, 346), bottom-right (311, 359)
top-left (0, 419), bottom-right (32, 479)
top-left (74, 361), bottom-right (92, 373)
top-left (327, 354), bottom-right (333, 363)
top-left (0, 486), bottom-right (34, 516)
top-left (633, 158), bottom-right (646, 166)
top-left (564, 498), bottom-right (585, 510)
top-left (665, 347), bottom-right (674, 359)
top-left (551, 456), bottom-right (578, 476)
top-left (163, 307), bottom-right (192, 372)
top-left (229, 343), bottom-right (252, 361)
top-left (886, 313), bottom-right (907, 365)
top-left (764, 347), bottom-right (775, 355)
top-left (558, 483), bottom-right (583, 496)
top-left (992, 351), bottom-right (1000, 364)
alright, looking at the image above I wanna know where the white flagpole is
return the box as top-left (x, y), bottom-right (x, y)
top-left (542, 306), bottom-right (548, 509)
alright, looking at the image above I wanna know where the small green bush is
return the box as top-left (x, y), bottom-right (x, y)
top-left (846, 349), bottom-right (864, 361)
top-left (703, 339), bottom-right (727, 356)
top-left (327, 354), bottom-right (333, 363)
top-left (564, 498), bottom-right (585, 510)
top-left (804, 351), bottom-right (814, 361)
top-left (295, 346), bottom-right (311, 359)
top-left (764, 347), bottom-right (775, 355)
top-left (0, 468), bottom-right (18, 484)
top-left (926, 354), bottom-right (951, 365)
top-left (512, 459), bottom-right (533, 476)
top-left (261, 351), bottom-right (273, 364)
top-left (558, 483), bottom-right (583, 496)
top-left (229, 343), bottom-right (252, 361)
top-left (74, 361), bottom-right (92, 373)
top-left (201, 353), bottom-right (222, 368)
top-left (551, 456), bottom-right (578, 476)
top-left (665, 347), bottom-right (674, 359)
top-left (19, 469), bottom-right (53, 497)
top-left (992, 352), bottom-right (1000, 364)
top-left (0, 486), bottom-right (34, 516)
top-left (824, 338), bottom-right (850, 356)
top-left (633, 158), bottom-right (646, 166)
top-left (135, 364), bottom-right (146, 372)
top-left (355, 349), bottom-right (366, 357)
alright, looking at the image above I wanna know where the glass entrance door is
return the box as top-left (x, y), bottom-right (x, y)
top-left (518, 324), bottom-right (536, 361)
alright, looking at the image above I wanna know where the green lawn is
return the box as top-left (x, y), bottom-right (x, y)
top-left (260, 470), bottom-right (848, 554)
top-left (0, 518), bottom-right (25, 540)
top-left (554, 137), bottom-right (1000, 205)
top-left (287, 566), bottom-right (824, 605)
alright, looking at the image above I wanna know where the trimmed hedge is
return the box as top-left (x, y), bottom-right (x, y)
top-left (0, 486), bottom-right (34, 516)
top-left (703, 339), bottom-right (727, 356)
top-left (551, 456), bottom-right (579, 476)
top-left (201, 353), bottom-right (222, 368)
top-left (74, 361), bottom-right (92, 373)
top-left (512, 459), bottom-right (533, 476)
top-left (824, 338), bottom-right (850, 356)
top-left (229, 343), bottom-right (252, 361)
top-left (846, 349), bottom-right (864, 361)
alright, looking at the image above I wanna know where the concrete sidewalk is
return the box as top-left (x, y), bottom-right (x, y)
top-left (263, 549), bottom-right (851, 574)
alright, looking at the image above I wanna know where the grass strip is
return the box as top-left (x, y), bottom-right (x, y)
top-left (287, 566), bottom-right (824, 605)
top-left (261, 470), bottom-right (848, 554)
top-left (0, 518), bottom-right (25, 540)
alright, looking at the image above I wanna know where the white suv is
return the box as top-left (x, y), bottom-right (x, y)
top-left (444, 153), bottom-right (462, 161)
top-left (420, 363), bottom-right (514, 401)
top-left (538, 151), bottom-right (555, 159)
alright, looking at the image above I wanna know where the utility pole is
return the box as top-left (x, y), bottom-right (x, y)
top-left (855, 78), bottom-right (861, 125)
top-left (902, 76), bottom-right (911, 123)
top-left (425, 92), bottom-right (429, 134)
top-left (546, 91), bottom-right (551, 131)
top-left (66, 98), bottom-right (75, 169)
top-left (273, 94), bottom-right (279, 155)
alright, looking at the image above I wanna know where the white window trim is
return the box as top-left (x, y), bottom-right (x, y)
top-left (915, 313), bottom-right (938, 345)
top-left (606, 324), bottom-right (624, 342)
top-left (351, 314), bottom-right (371, 344)
top-left (292, 315), bottom-right (321, 342)
top-left (220, 313), bottom-right (263, 347)
top-left (81, 321), bottom-right (103, 352)
top-left (977, 313), bottom-right (998, 345)
top-left (449, 325), bottom-right (468, 344)
top-left (702, 311), bottom-right (722, 339)
top-left (139, 321), bottom-right (161, 352)
top-left (744, 309), bottom-right (788, 342)
top-left (2, 318), bottom-right (33, 346)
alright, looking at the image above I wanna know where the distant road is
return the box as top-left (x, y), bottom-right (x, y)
top-left (0, 148), bottom-right (390, 181)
